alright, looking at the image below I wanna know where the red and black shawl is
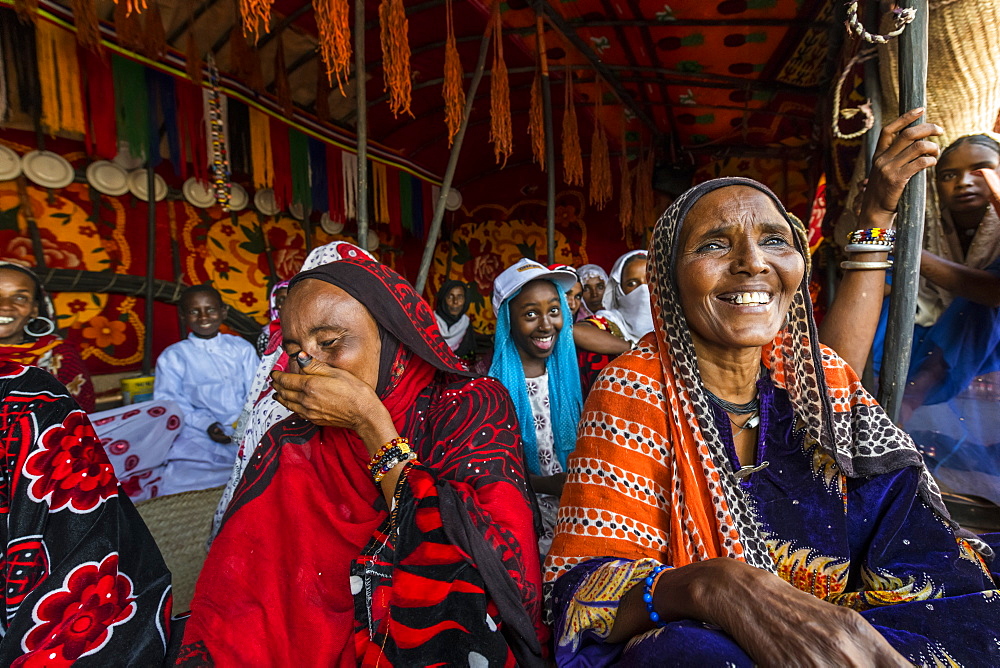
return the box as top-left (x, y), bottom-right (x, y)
top-left (0, 362), bottom-right (173, 666)
top-left (178, 259), bottom-right (546, 667)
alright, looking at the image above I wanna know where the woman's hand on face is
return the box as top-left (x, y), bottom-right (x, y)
top-left (271, 353), bottom-right (387, 438)
top-left (694, 560), bottom-right (910, 668)
top-left (862, 108), bottom-right (943, 225)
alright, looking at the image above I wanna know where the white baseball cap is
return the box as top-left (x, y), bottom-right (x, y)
top-left (491, 258), bottom-right (579, 316)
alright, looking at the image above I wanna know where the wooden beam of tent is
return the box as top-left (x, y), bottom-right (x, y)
top-left (878, 0), bottom-right (928, 421)
top-left (355, 0), bottom-right (370, 250)
top-left (539, 2), bottom-right (661, 140)
top-left (563, 18), bottom-right (832, 28)
top-left (414, 20), bottom-right (494, 295)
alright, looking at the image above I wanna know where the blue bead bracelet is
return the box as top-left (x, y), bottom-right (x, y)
top-left (643, 564), bottom-right (670, 627)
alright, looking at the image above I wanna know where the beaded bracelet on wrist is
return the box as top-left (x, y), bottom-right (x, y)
top-left (643, 564), bottom-right (671, 627)
top-left (369, 438), bottom-right (414, 481)
top-left (373, 450), bottom-right (417, 483)
top-left (849, 227), bottom-right (896, 244)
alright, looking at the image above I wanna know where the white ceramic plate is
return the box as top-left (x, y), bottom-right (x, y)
top-left (444, 188), bottom-right (463, 212)
top-left (182, 177), bottom-right (215, 208)
top-left (365, 231), bottom-right (379, 251)
top-left (127, 169), bottom-right (168, 202)
top-left (288, 201), bottom-right (305, 220)
top-left (85, 160), bottom-right (129, 196)
top-left (22, 150), bottom-right (74, 189)
top-left (254, 188), bottom-right (279, 215)
top-left (320, 212), bottom-right (344, 235)
top-left (0, 146), bottom-right (22, 181)
top-left (229, 183), bottom-right (249, 211)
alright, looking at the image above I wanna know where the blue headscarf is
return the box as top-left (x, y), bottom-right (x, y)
top-left (489, 281), bottom-right (583, 474)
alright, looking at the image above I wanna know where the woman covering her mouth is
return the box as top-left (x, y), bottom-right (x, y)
top-left (489, 259), bottom-right (583, 554)
top-left (545, 178), bottom-right (999, 667)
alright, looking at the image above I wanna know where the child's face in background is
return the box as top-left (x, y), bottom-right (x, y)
top-left (182, 292), bottom-right (227, 339)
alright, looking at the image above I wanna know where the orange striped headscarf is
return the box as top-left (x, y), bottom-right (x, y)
top-left (546, 177), bottom-right (956, 583)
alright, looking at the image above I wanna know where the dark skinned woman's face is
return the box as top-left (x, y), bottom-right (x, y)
top-left (674, 186), bottom-right (804, 354)
top-left (281, 279), bottom-right (382, 390)
top-left (935, 142), bottom-right (1000, 221)
top-left (566, 282), bottom-right (583, 316)
top-left (444, 285), bottom-right (467, 317)
top-left (509, 280), bottom-right (563, 367)
top-left (621, 258), bottom-right (649, 295)
top-left (582, 276), bottom-right (605, 312)
top-left (0, 268), bottom-right (38, 345)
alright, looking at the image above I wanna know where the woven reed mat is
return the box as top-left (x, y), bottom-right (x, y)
top-left (136, 485), bottom-right (226, 613)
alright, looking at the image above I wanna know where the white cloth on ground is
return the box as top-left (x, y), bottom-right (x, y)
top-left (90, 400), bottom-right (184, 502)
top-left (153, 332), bottom-right (258, 496)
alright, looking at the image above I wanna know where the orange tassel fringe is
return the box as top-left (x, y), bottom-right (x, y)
top-left (142, 1), bottom-right (167, 59)
top-left (113, 0), bottom-right (148, 17)
top-left (114, 0), bottom-right (144, 53)
top-left (619, 154), bottom-right (633, 235)
top-left (186, 33), bottom-right (203, 85)
top-left (37, 21), bottom-right (85, 135)
top-left (633, 151), bottom-right (655, 235)
top-left (442, 0), bottom-right (465, 147)
top-left (71, 0), bottom-right (102, 51)
top-left (562, 67), bottom-right (583, 186)
top-left (589, 87), bottom-right (612, 209)
top-left (488, 0), bottom-right (512, 166)
top-left (315, 0), bottom-right (352, 94)
top-left (274, 35), bottom-right (293, 117)
top-left (239, 0), bottom-right (272, 41)
top-left (527, 68), bottom-right (544, 166)
top-left (379, 0), bottom-right (412, 117)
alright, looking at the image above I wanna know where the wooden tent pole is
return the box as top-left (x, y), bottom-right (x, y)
top-left (355, 0), bottom-right (370, 250)
top-left (142, 161), bottom-right (157, 376)
top-left (414, 19), bottom-right (493, 295)
top-left (537, 14), bottom-right (556, 262)
top-left (877, 0), bottom-right (927, 421)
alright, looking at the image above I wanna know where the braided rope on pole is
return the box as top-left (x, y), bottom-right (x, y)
top-left (846, 0), bottom-right (916, 44)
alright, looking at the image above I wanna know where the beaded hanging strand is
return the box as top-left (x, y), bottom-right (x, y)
top-left (207, 55), bottom-right (231, 211)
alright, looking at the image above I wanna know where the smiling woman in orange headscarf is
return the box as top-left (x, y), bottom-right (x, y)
top-left (545, 178), bottom-right (999, 667)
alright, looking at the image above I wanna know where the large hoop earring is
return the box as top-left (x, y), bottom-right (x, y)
top-left (23, 316), bottom-right (56, 338)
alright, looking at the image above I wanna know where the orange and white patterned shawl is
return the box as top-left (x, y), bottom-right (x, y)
top-left (546, 177), bottom-right (958, 583)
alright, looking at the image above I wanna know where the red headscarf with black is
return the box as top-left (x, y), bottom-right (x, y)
top-left (177, 259), bottom-right (545, 667)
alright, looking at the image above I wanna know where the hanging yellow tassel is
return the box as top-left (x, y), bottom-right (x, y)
top-left (142, 0), bottom-right (167, 59)
top-left (186, 32), bottom-right (203, 85)
top-left (274, 34), bottom-right (294, 117)
top-left (442, 0), bottom-right (465, 146)
top-left (37, 22), bottom-right (85, 135)
top-left (315, 0), bottom-right (352, 94)
top-left (589, 85), bottom-right (612, 209)
top-left (316, 62), bottom-right (331, 121)
top-left (249, 107), bottom-right (274, 188)
top-left (489, 0), bottom-right (512, 166)
top-left (114, 0), bottom-right (144, 53)
top-left (379, 0), bottom-right (412, 117)
top-left (239, 0), bottom-right (272, 41)
top-left (562, 67), bottom-right (583, 186)
top-left (634, 151), bottom-right (655, 235)
top-left (527, 68), bottom-right (544, 166)
top-left (71, 0), bottom-right (102, 51)
top-left (619, 153), bottom-right (633, 235)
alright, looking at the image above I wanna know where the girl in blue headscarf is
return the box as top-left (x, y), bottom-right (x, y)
top-left (489, 259), bottom-right (583, 554)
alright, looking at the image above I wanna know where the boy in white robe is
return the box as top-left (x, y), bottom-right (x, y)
top-left (154, 285), bottom-right (258, 496)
